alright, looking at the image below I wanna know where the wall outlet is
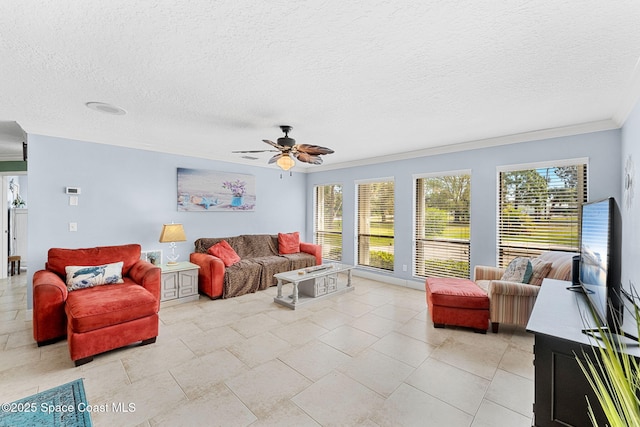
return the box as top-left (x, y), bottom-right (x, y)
top-left (69, 222), bottom-right (78, 232)
top-left (402, 264), bottom-right (408, 272)
top-left (69, 195), bottom-right (78, 206)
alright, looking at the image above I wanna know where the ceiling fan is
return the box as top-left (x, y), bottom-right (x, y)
top-left (233, 125), bottom-right (334, 170)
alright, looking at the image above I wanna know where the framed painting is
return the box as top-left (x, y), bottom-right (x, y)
top-left (177, 168), bottom-right (256, 212)
top-left (141, 250), bottom-right (162, 266)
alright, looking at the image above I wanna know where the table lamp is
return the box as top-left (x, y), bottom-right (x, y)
top-left (159, 223), bottom-right (186, 265)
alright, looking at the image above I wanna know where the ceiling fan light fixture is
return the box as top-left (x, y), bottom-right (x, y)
top-left (276, 154), bottom-right (295, 171)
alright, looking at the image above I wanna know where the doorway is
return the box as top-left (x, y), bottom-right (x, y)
top-left (2, 174), bottom-right (28, 279)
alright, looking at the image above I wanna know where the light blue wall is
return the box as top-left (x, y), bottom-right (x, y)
top-left (26, 134), bottom-right (308, 307)
top-left (25, 129), bottom-right (624, 308)
top-left (621, 100), bottom-right (640, 290)
top-left (307, 130), bottom-right (621, 285)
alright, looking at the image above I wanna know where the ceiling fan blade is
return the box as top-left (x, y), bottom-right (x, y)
top-left (295, 152), bottom-right (323, 165)
top-left (263, 140), bottom-right (282, 150)
top-left (294, 144), bottom-right (334, 155)
top-left (232, 149), bottom-right (280, 153)
top-left (268, 154), bottom-right (283, 164)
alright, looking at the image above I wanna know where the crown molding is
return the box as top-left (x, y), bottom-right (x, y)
top-left (25, 118), bottom-right (622, 175)
top-left (312, 119), bottom-right (620, 172)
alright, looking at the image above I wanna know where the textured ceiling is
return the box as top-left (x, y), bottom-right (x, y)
top-left (1, 1), bottom-right (640, 170)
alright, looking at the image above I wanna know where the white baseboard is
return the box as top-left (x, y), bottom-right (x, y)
top-left (351, 268), bottom-right (425, 291)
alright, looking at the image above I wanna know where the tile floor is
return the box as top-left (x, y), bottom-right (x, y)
top-left (0, 273), bottom-right (534, 426)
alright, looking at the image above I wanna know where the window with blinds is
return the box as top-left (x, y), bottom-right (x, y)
top-left (498, 162), bottom-right (588, 267)
top-left (357, 180), bottom-right (394, 271)
top-left (314, 184), bottom-right (343, 261)
top-left (414, 173), bottom-right (471, 278)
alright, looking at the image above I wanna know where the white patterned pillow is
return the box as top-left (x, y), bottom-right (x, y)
top-left (65, 261), bottom-right (125, 291)
top-left (501, 257), bottom-right (533, 283)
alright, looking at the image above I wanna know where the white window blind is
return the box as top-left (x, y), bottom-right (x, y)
top-left (414, 174), bottom-right (471, 278)
top-left (357, 180), bottom-right (394, 271)
top-left (498, 162), bottom-right (587, 267)
top-left (314, 184), bottom-right (343, 261)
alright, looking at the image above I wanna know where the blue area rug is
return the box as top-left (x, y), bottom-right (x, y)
top-left (0, 379), bottom-right (92, 427)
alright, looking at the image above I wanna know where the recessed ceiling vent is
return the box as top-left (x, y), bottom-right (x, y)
top-left (85, 102), bottom-right (127, 115)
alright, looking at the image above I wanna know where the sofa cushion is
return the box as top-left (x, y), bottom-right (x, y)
top-left (252, 256), bottom-right (291, 289)
top-left (66, 261), bottom-right (124, 291)
top-left (537, 251), bottom-right (577, 281)
top-left (235, 235), bottom-right (279, 259)
top-left (208, 240), bottom-right (241, 267)
top-left (501, 257), bottom-right (533, 283)
top-left (280, 252), bottom-right (317, 270)
top-left (65, 279), bottom-right (157, 333)
top-left (194, 237), bottom-right (227, 254)
top-left (278, 232), bottom-right (300, 254)
top-left (223, 259), bottom-right (264, 298)
top-left (47, 244), bottom-right (141, 277)
top-left (528, 258), bottom-right (553, 286)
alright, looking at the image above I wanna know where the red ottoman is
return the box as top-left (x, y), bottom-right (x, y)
top-left (425, 277), bottom-right (489, 333)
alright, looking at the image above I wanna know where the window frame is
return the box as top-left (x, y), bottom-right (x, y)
top-left (496, 158), bottom-right (588, 267)
top-left (313, 183), bottom-right (343, 262)
top-left (355, 177), bottom-right (395, 272)
top-left (413, 169), bottom-right (472, 279)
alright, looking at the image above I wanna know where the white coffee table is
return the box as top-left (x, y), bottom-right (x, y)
top-left (273, 263), bottom-right (354, 309)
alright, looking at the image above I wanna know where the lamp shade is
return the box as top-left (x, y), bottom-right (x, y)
top-left (276, 154), bottom-right (295, 171)
top-left (159, 223), bottom-right (187, 243)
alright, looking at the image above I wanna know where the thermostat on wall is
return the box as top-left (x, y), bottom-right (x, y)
top-left (66, 187), bottom-right (81, 195)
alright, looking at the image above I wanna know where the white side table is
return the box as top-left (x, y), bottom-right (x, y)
top-left (160, 261), bottom-right (200, 307)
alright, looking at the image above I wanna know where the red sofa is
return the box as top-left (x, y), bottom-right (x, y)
top-left (32, 244), bottom-right (161, 366)
top-left (190, 234), bottom-right (322, 299)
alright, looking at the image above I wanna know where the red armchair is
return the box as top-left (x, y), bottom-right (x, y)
top-left (33, 244), bottom-right (161, 366)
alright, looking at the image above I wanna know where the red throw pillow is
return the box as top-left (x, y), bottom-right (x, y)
top-left (207, 240), bottom-right (241, 267)
top-left (278, 232), bottom-right (300, 254)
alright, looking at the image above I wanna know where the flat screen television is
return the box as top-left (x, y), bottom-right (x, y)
top-left (579, 197), bottom-right (622, 329)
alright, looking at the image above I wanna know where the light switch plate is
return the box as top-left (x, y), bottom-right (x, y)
top-left (69, 222), bottom-right (78, 232)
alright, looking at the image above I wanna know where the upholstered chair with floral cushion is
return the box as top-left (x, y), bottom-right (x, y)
top-left (474, 251), bottom-right (576, 332)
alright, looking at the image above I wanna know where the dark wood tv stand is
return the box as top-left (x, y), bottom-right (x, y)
top-left (526, 278), bottom-right (640, 427)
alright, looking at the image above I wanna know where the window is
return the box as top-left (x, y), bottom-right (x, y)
top-left (357, 180), bottom-right (394, 271)
top-left (498, 161), bottom-right (588, 267)
top-left (314, 184), bottom-right (343, 261)
top-left (414, 173), bottom-right (471, 278)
